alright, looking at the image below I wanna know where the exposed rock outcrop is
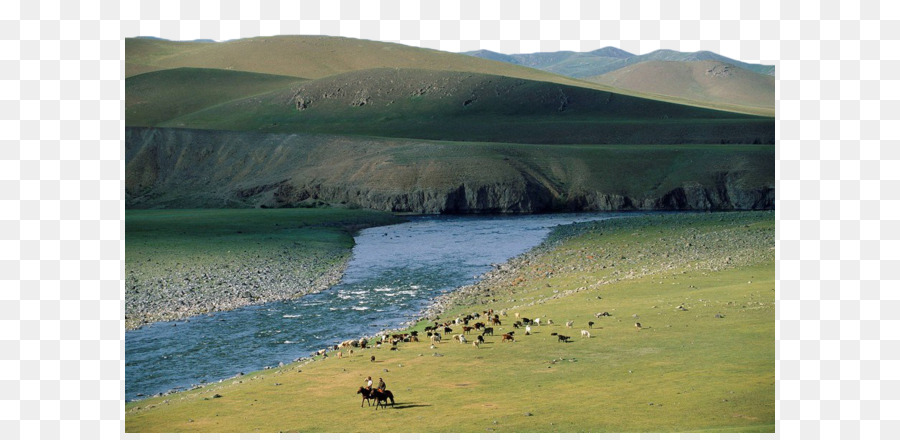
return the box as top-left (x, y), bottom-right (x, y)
top-left (126, 127), bottom-right (774, 213)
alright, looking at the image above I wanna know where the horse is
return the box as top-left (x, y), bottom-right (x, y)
top-left (371, 388), bottom-right (395, 409)
top-left (357, 387), bottom-right (374, 407)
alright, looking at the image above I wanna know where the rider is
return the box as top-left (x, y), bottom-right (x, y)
top-left (365, 376), bottom-right (373, 391)
top-left (377, 377), bottom-right (386, 391)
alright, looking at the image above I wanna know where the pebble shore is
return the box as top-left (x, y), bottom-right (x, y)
top-left (125, 247), bottom-right (349, 330)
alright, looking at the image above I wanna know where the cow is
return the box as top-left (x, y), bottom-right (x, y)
top-left (482, 327), bottom-right (494, 336)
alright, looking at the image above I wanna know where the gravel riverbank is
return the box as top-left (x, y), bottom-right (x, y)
top-left (125, 246), bottom-right (349, 330)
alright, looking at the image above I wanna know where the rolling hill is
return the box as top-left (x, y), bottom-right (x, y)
top-left (464, 47), bottom-right (775, 78)
top-left (125, 67), bottom-right (307, 127)
top-left (134, 67), bottom-right (773, 145)
top-left (125, 35), bottom-right (774, 213)
top-left (125, 36), bottom-right (772, 116)
top-left (464, 47), bottom-right (635, 78)
top-left (127, 36), bottom-right (615, 90)
top-left (463, 47), bottom-right (636, 78)
top-left (585, 60), bottom-right (775, 114)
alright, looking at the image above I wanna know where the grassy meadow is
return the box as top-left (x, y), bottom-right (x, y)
top-left (125, 207), bottom-right (404, 329)
top-left (125, 211), bottom-right (774, 432)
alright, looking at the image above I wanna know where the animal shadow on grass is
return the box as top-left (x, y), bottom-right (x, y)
top-left (392, 403), bottom-right (432, 409)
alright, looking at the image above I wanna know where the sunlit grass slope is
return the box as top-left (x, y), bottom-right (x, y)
top-left (125, 36), bottom-right (774, 116)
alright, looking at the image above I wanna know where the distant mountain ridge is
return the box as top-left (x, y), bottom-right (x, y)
top-left (463, 47), bottom-right (775, 78)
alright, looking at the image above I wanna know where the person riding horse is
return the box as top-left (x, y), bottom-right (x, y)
top-left (377, 378), bottom-right (386, 391)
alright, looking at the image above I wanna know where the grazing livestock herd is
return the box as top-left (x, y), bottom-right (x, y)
top-left (316, 307), bottom-right (631, 409)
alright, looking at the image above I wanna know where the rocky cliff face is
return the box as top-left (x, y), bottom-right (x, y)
top-left (126, 127), bottom-right (774, 213)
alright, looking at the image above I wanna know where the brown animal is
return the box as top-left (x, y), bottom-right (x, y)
top-left (357, 387), bottom-right (374, 407)
top-left (462, 326), bottom-right (474, 334)
top-left (491, 317), bottom-right (501, 325)
top-left (501, 333), bottom-right (514, 342)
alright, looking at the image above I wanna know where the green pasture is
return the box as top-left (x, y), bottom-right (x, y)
top-left (126, 212), bottom-right (774, 433)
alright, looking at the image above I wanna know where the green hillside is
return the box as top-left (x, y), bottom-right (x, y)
top-left (125, 36), bottom-right (773, 116)
top-left (126, 67), bottom-right (307, 127)
top-left (132, 67), bottom-right (773, 145)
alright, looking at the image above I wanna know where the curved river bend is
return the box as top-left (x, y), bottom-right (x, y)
top-left (125, 213), bottom-right (629, 401)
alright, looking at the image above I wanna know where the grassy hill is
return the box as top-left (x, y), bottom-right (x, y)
top-left (586, 60), bottom-right (775, 115)
top-left (126, 127), bottom-right (774, 212)
top-left (127, 36), bottom-right (614, 89)
top-left (126, 67), bottom-right (307, 127)
top-left (464, 47), bottom-right (775, 78)
top-left (125, 211), bottom-right (775, 433)
top-left (124, 36), bottom-right (775, 212)
top-left (129, 67), bottom-right (774, 145)
top-left (464, 47), bottom-right (635, 79)
top-left (125, 36), bottom-right (773, 117)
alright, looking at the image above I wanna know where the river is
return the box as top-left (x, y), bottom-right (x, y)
top-left (125, 213), bottom-right (630, 401)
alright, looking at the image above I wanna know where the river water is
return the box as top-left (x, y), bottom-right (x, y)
top-left (125, 213), bottom-right (628, 401)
